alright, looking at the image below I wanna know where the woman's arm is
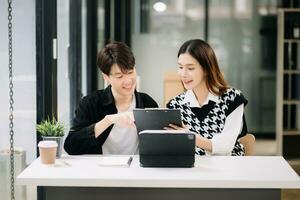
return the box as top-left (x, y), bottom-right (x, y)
top-left (168, 105), bottom-right (244, 155)
top-left (208, 104), bottom-right (244, 155)
top-left (195, 135), bottom-right (213, 152)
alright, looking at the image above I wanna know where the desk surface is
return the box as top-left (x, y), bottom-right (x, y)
top-left (17, 155), bottom-right (300, 189)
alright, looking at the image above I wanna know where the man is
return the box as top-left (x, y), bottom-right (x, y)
top-left (64, 42), bottom-right (158, 155)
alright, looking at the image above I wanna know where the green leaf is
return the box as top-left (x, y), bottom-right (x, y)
top-left (36, 117), bottom-right (65, 137)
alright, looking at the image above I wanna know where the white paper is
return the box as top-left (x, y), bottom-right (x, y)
top-left (98, 156), bottom-right (133, 167)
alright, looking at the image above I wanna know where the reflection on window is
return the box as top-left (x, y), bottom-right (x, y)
top-left (142, 0), bottom-right (205, 34)
top-left (209, 0), bottom-right (280, 135)
top-left (132, 0), bottom-right (205, 106)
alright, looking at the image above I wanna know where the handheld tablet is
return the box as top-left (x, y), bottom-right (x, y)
top-left (133, 108), bottom-right (182, 133)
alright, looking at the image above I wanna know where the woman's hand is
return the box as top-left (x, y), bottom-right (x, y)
top-left (164, 123), bottom-right (188, 131)
top-left (165, 124), bottom-right (212, 152)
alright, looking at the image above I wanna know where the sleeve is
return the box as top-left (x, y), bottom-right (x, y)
top-left (210, 104), bottom-right (244, 155)
top-left (64, 97), bottom-right (103, 155)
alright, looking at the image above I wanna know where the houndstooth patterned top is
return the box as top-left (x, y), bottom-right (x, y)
top-left (167, 88), bottom-right (248, 156)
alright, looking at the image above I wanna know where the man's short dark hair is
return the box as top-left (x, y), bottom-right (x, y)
top-left (97, 41), bottom-right (135, 75)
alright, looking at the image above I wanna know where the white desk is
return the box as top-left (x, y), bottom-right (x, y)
top-left (17, 155), bottom-right (300, 200)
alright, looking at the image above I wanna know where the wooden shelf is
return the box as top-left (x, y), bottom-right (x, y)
top-left (277, 9), bottom-right (300, 157)
top-left (283, 130), bottom-right (300, 135)
top-left (278, 8), bottom-right (300, 12)
top-left (283, 70), bottom-right (300, 74)
top-left (283, 100), bottom-right (300, 104)
top-left (284, 39), bottom-right (300, 43)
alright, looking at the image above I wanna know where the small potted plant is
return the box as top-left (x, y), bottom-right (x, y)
top-left (37, 118), bottom-right (65, 158)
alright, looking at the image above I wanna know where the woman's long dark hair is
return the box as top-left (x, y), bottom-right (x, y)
top-left (178, 39), bottom-right (229, 95)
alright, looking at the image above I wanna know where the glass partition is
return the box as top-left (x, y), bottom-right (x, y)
top-left (0, 0), bottom-right (36, 199)
top-left (132, 0), bottom-right (205, 106)
top-left (208, 0), bottom-right (280, 135)
top-left (57, 0), bottom-right (71, 139)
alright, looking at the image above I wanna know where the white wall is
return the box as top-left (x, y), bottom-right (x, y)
top-left (0, 0), bottom-right (36, 164)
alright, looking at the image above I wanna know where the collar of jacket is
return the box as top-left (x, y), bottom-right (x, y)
top-left (102, 85), bottom-right (144, 108)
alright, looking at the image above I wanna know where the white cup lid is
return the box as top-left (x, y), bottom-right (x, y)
top-left (38, 141), bottom-right (58, 148)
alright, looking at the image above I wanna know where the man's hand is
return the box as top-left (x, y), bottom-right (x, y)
top-left (107, 112), bottom-right (135, 128)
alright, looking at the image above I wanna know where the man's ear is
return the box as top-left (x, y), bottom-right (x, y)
top-left (102, 73), bottom-right (110, 84)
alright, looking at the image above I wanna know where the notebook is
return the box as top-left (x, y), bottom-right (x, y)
top-left (98, 156), bottom-right (133, 167)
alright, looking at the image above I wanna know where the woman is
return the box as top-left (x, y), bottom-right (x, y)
top-left (64, 41), bottom-right (158, 155)
top-left (166, 39), bottom-right (248, 156)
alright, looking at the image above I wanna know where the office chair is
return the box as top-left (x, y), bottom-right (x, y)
top-left (239, 134), bottom-right (255, 156)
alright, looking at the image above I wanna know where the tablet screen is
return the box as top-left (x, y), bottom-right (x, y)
top-left (133, 108), bottom-right (182, 133)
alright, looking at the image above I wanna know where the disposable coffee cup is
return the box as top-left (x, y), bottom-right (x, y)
top-left (38, 141), bottom-right (58, 164)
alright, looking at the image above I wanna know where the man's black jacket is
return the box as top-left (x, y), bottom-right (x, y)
top-left (64, 86), bottom-right (158, 155)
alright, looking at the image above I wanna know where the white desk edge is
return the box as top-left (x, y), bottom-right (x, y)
top-left (17, 155), bottom-right (300, 189)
